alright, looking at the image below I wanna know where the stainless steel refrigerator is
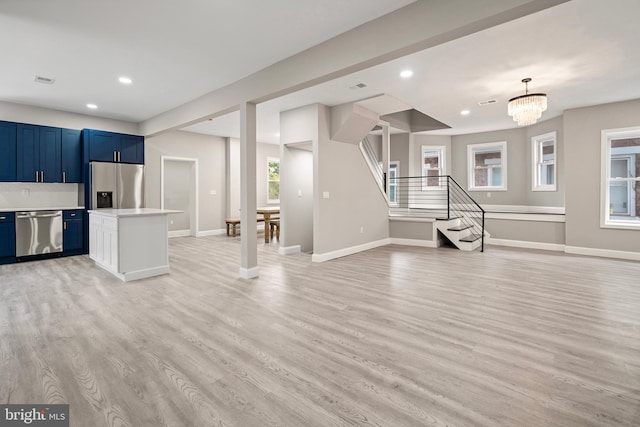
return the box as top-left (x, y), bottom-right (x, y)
top-left (90, 162), bottom-right (144, 209)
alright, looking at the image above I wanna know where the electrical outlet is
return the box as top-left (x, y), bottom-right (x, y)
top-left (487, 192), bottom-right (492, 198)
top-left (298, 190), bottom-right (302, 197)
top-left (22, 189), bottom-right (30, 197)
top-left (210, 190), bottom-right (216, 195)
top-left (170, 220), bottom-right (174, 225)
top-left (360, 226), bottom-right (364, 233)
top-left (323, 191), bottom-right (330, 199)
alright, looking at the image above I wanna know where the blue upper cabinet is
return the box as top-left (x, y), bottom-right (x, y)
top-left (84, 129), bottom-right (144, 164)
top-left (0, 121), bottom-right (17, 182)
top-left (61, 128), bottom-right (82, 183)
top-left (86, 129), bottom-right (119, 162)
top-left (16, 124), bottom-right (61, 182)
top-left (120, 134), bottom-right (144, 164)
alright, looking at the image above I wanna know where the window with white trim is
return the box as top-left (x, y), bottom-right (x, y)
top-left (421, 146), bottom-right (446, 190)
top-left (267, 157), bottom-right (280, 204)
top-left (601, 127), bottom-right (640, 228)
top-left (532, 132), bottom-right (557, 191)
top-left (467, 141), bottom-right (507, 191)
top-left (388, 161), bottom-right (399, 206)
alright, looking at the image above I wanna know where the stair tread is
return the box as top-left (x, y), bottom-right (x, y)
top-left (435, 216), bottom-right (461, 221)
top-left (459, 233), bottom-right (483, 242)
top-left (447, 225), bottom-right (473, 231)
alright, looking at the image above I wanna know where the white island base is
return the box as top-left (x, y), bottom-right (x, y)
top-left (88, 208), bottom-right (180, 282)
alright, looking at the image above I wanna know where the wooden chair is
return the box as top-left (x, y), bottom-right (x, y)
top-left (269, 219), bottom-right (280, 241)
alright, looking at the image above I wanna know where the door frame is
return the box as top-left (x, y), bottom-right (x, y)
top-left (160, 156), bottom-right (199, 237)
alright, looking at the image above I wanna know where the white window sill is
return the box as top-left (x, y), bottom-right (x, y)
top-left (532, 186), bottom-right (557, 192)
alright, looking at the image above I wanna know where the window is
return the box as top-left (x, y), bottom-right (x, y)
top-left (421, 146), bottom-right (446, 189)
top-left (267, 157), bottom-right (280, 204)
top-left (467, 141), bottom-right (507, 191)
top-left (601, 127), bottom-right (640, 228)
top-left (532, 132), bottom-right (557, 191)
top-left (388, 161), bottom-right (399, 206)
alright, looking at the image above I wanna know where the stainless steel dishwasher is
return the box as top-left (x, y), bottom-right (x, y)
top-left (15, 211), bottom-right (63, 257)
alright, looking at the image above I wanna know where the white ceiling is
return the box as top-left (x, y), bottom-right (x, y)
top-left (0, 0), bottom-right (414, 122)
top-left (3, 0), bottom-right (640, 143)
top-left (185, 0), bottom-right (640, 142)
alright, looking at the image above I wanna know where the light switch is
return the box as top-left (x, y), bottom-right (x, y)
top-left (323, 191), bottom-right (330, 199)
top-left (210, 190), bottom-right (217, 195)
top-left (298, 190), bottom-right (302, 197)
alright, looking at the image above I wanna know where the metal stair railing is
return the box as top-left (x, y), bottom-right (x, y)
top-left (392, 175), bottom-right (485, 251)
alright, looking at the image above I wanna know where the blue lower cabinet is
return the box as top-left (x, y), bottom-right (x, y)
top-left (63, 210), bottom-right (83, 255)
top-left (0, 212), bottom-right (16, 264)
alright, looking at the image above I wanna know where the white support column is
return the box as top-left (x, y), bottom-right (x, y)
top-left (381, 122), bottom-right (390, 194)
top-left (239, 102), bottom-right (259, 279)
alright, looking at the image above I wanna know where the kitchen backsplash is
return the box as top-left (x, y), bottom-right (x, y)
top-left (0, 183), bottom-right (83, 210)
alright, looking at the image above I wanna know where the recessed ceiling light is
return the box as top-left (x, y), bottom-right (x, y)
top-left (460, 110), bottom-right (471, 116)
top-left (119, 76), bottom-right (133, 84)
top-left (400, 70), bottom-right (413, 78)
top-left (87, 103), bottom-right (98, 109)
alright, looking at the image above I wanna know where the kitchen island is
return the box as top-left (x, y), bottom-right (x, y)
top-left (88, 208), bottom-right (180, 282)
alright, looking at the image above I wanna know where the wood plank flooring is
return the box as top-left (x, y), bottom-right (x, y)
top-left (1, 237), bottom-right (639, 426)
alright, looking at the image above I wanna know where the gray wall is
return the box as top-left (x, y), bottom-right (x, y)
top-left (163, 160), bottom-right (193, 232)
top-left (390, 133), bottom-right (410, 177)
top-left (145, 131), bottom-right (226, 233)
top-left (564, 99), bottom-right (640, 252)
top-left (389, 220), bottom-right (433, 240)
top-left (282, 146), bottom-right (314, 252)
top-left (315, 104), bottom-right (389, 255)
top-left (0, 100), bottom-right (138, 134)
top-left (411, 134), bottom-right (452, 177)
top-left (486, 219), bottom-right (565, 244)
top-left (449, 117), bottom-right (564, 207)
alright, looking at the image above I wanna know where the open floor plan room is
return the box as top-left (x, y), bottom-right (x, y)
top-left (1, 238), bottom-right (639, 426)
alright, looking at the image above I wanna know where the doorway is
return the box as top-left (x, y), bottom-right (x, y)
top-left (161, 156), bottom-right (198, 237)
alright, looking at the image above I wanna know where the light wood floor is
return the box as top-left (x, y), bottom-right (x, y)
top-left (1, 237), bottom-right (639, 427)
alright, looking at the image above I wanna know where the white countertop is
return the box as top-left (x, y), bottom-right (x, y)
top-left (88, 208), bottom-right (182, 217)
top-left (1, 206), bottom-right (84, 212)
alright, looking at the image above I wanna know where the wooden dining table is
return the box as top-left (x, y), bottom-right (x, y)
top-left (257, 206), bottom-right (280, 243)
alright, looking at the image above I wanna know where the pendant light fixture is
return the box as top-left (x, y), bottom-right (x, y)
top-left (507, 78), bottom-right (547, 126)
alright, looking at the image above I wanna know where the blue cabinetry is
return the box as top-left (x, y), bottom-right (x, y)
top-left (16, 124), bottom-right (61, 183)
top-left (61, 129), bottom-right (82, 183)
top-left (83, 129), bottom-right (144, 164)
top-left (63, 210), bottom-right (83, 255)
top-left (0, 212), bottom-right (16, 264)
top-left (0, 121), bottom-right (17, 182)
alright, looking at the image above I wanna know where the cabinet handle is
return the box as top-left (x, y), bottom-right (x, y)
top-left (63, 171), bottom-right (66, 183)
top-left (35, 170), bottom-right (39, 182)
top-left (113, 151), bottom-right (117, 162)
top-left (64, 222), bottom-right (67, 230)
top-left (118, 151), bottom-right (121, 162)
top-left (41, 171), bottom-right (44, 182)
top-left (0, 217), bottom-right (5, 220)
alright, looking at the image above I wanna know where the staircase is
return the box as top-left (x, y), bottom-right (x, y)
top-left (435, 217), bottom-right (483, 251)
top-left (359, 137), bottom-right (486, 252)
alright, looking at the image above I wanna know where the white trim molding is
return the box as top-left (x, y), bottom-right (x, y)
top-left (168, 230), bottom-right (191, 238)
top-left (239, 266), bottom-right (260, 279)
top-left (389, 238), bottom-right (439, 248)
top-left (161, 156), bottom-right (199, 237)
top-left (565, 246), bottom-right (640, 262)
top-left (279, 245), bottom-right (301, 255)
top-left (531, 131), bottom-right (557, 192)
top-left (196, 229), bottom-right (226, 237)
top-left (487, 238), bottom-right (565, 252)
top-left (467, 141), bottom-right (507, 191)
top-left (485, 212), bottom-right (565, 223)
top-left (312, 238), bottom-right (390, 263)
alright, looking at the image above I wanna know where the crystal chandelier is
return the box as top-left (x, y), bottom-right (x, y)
top-left (507, 78), bottom-right (547, 126)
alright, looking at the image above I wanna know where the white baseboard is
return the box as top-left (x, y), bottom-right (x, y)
top-left (196, 229), bottom-right (226, 237)
top-left (312, 238), bottom-right (390, 263)
top-left (389, 238), bottom-right (438, 248)
top-left (168, 230), bottom-right (191, 238)
top-left (488, 238), bottom-right (565, 252)
top-left (239, 266), bottom-right (260, 279)
top-left (279, 245), bottom-right (301, 255)
top-left (565, 246), bottom-right (640, 261)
